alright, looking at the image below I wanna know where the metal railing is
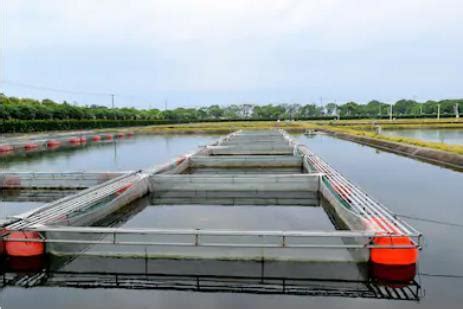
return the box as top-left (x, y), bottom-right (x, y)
top-left (279, 129), bottom-right (421, 242)
top-left (3, 225), bottom-right (418, 249)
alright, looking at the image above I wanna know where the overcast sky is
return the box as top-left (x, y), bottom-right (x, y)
top-left (0, 0), bottom-right (462, 109)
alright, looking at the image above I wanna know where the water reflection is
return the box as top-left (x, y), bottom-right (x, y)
top-left (382, 128), bottom-right (463, 145)
top-left (0, 255), bottom-right (422, 301)
top-left (0, 134), bottom-right (217, 172)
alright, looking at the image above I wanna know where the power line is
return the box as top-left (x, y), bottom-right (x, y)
top-left (420, 273), bottom-right (463, 279)
top-left (1, 79), bottom-right (112, 97)
top-left (396, 214), bottom-right (463, 228)
top-left (0, 79), bottom-right (165, 109)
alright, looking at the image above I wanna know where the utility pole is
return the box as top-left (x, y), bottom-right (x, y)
top-left (111, 94), bottom-right (115, 108)
top-left (437, 103), bottom-right (440, 120)
top-left (389, 103), bottom-right (393, 121)
top-left (456, 103), bottom-right (460, 119)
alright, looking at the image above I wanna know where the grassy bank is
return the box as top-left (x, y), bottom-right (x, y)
top-left (319, 118), bottom-right (463, 130)
top-left (318, 126), bottom-right (463, 155)
top-left (137, 121), bottom-right (318, 134)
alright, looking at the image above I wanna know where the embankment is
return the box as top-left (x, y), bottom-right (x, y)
top-left (318, 129), bottom-right (463, 172)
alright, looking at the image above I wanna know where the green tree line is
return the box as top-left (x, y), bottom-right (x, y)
top-left (1, 93), bottom-right (461, 123)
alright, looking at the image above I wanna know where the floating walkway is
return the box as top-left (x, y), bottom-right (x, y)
top-left (1, 129), bottom-right (421, 283)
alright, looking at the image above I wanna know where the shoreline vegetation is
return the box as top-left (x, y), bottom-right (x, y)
top-left (1, 93), bottom-right (462, 133)
top-left (1, 93), bottom-right (462, 160)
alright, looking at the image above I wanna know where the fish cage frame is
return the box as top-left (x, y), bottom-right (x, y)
top-left (2, 129), bottom-right (422, 263)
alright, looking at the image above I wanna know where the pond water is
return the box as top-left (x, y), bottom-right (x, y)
top-left (1, 133), bottom-right (463, 308)
top-left (0, 201), bottom-right (43, 222)
top-left (119, 204), bottom-right (333, 230)
top-left (0, 134), bottom-right (217, 172)
top-left (382, 128), bottom-right (463, 145)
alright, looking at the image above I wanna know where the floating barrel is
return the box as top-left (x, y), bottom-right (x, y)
top-left (367, 217), bottom-right (418, 282)
top-left (0, 145), bottom-right (13, 153)
top-left (24, 143), bottom-right (39, 150)
top-left (115, 132), bottom-right (125, 138)
top-left (102, 134), bottom-right (113, 140)
top-left (91, 135), bottom-right (101, 142)
top-left (7, 255), bottom-right (46, 272)
top-left (47, 139), bottom-right (61, 148)
top-left (5, 231), bottom-right (45, 257)
top-left (68, 137), bottom-right (81, 145)
top-left (370, 254), bottom-right (417, 283)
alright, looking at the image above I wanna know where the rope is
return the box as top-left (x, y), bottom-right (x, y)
top-left (397, 214), bottom-right (463, 228)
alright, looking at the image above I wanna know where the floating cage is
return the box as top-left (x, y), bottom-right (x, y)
top-left (1, 129), bottom-right (421, 288)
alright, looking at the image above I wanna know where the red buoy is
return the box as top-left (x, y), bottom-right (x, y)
top-left (91, 135), bottom-right (101, 142)
top-left (0, 228), bottom-right (7, 256)
top-left (7, 256), bottom-right (46, 272)
top-left (370, 262), bottom-right (417, 283)
top-left (5, 231), bottom-right (45, 257)
top-left (47, 139), bottom-right (61, 148)
top-left (24, 143), bottom-right (39, 150)
top-left (80, 136), bottom-right (87, 143)
top-left (126, 132), bottom-right (134, 137)
top-left (0, 145), bottom-right (13, 153)
top-left (68, 137), bottom-right (81, 145)
top-left (115, 132), bottom-right (125, 138)
top-left (1, 175), bottom-right (21, 187)
top-left (103, 134), bottom-right (113, 140)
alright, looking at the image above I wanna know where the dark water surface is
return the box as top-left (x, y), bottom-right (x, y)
top-left (382, 128), bottom-right (463, 145)
top-left (1, 133), bottom-right (462, 308)
top-left (120, 204), bottom-right (333, 230)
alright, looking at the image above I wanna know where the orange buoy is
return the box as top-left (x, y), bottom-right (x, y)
top-left (370, 235), bottom-right (418, 265)
top-left (5, 231), bottom-right (45, 257)
top-left (47, 139), bottom-right (61, 148)
top-left (91, 135), bottom-right (101, 142)
top-left (0, 145), bottom-right (13, 152)
top-left (367, 217), bottom-right (418, 282)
